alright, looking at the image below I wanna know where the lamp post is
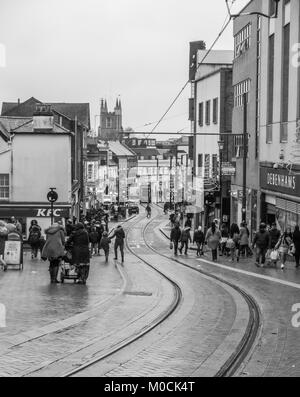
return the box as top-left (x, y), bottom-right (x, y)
top-left (217, 140), bottom-right (224, 224)
top-left (242, 93), bottom-right (248, 223)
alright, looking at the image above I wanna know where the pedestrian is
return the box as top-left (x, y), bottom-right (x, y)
top-left (100, 231), bottom-right (111, 263)
top-left (252, 223), bottom-right (271, 268)
top-left (89, 226), bottom-right (99, 256)
top-left (95, 222), bottom-right (104, 255)
top-left (193, 226), bottom-right (205, 256)
top-left (146, 204), bottom-right (151, 218)
top-left (169, 213), bottom-right (175, 228)
top-left (10, 217), bottom-right (22, 235)
top-left (28, 220), bottom-right (42, 259)
top-left (220, 223), bottom-right (229, 256)
top-left (110, 225), bottom-right (125, 263)
top-left (276, 228), bottom-right (293, 270)
top-left (0, 221), bottom-right (8, 271)
top-left (237, 221), bottom-right (249, 260)
top-left (228, 223), bottom-right (240, 262)
top-left (269, 222), bottom-right (281, 249)
top-left (179, 226), bottom-right (192, 255)
top-left (205, 222), bottom-right (221, 262)
top-left (67, 223), bottom-right (90, 284)
top-left (41, 222), bottom-right (65, 283)
top-left (185, 216), bottom-right (192, 229)
top-left (65, 219), bottom-right (74, 237)
top-left (170, 223), bottom-right (181, 256)
top-left (293, 225), bottom-right (300, 269)
top-left (163, 202), bottom-right (168, 214)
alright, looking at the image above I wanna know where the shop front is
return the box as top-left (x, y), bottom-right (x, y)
top-left (0, 203), bottom-right (71, 238)
top-left (260, 166), bottom-right (300, 231)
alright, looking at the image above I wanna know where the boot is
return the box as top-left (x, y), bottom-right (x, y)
top-left (53, 266), bottom-right (60, 283)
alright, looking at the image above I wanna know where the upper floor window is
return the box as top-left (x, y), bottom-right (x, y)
top-left (205, 100), bottom-right (211, 125)
top-left (234, 23), bottom-right (251, 58)
top-left (234, 79), bottom-right (251, 107)
top-left (198, 102), bottom-right (204, 126)
top-left (106, 118), bottom-right (112, 128)
top-left (0, 174), bottom-right (9, 200)
top-left (213, 98), bottom-right (218, 124)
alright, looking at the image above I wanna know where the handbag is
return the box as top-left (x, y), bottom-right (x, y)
top-left (288, 243), bottom-right (296, 257)
top-left (169, 242), bottom-right (173, 250)
top-left (220, 237), bottom-right (228, 244)
top-left (226, 238), bottom-right (235, 249)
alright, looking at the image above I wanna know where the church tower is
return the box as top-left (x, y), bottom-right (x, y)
top-left (98, 98), bottom-right (123, 141)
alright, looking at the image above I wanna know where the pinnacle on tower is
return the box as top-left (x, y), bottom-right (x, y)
top-left (104, 100), bottom-right (108, 112)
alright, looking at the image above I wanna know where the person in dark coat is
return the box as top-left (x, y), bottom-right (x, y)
top-left (252, 223), bottom-right (271, 267)
top-left (67, 223), bottom-right (90, 284)
top-left (95, 222), bottom-right (104, 255)
top-left (65, 219), bottom-right (74, 237)
top-left (193, 226), bottom-right (205, 256)
top-left (100, 231), bottom-right (111, 263)
top-left (179, 227), bottom-right (192, 255)
top-left (110, 225), bottom-right (125, 263)
top-left (89, 226), bottom-right (99, 256)
top-left (269, 222), bottom-right (281, 249)
top-left (41, 223), bottom-right (65, 283)
top-left (293, 225), bottom-right (300, 268)
top-left (28, 220), bottom-right (41, 259)
top-left (185, 217), bottom-right (192, 228)
top-left (0, 221), bottom-right (8, 263)
top-left (170, 223), bottom-right (181, 256)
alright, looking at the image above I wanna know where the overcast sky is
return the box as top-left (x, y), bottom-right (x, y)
top-left (0, 0), bottom-right (249, 136)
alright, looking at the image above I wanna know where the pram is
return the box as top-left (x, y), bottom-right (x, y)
top-left (60, 249), bottom-right (80, 284)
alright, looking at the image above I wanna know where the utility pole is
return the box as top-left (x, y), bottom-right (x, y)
top-left (169, 155), bottom-right (173, 211)
top-left (242, 93), bottom-right (248, 223)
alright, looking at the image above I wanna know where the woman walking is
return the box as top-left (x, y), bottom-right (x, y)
top-left (293, 225), bottom-right (300, 268)
top-left (28, 220), bottom-right (42, 259)
top-left (205, 222), bottom-right (221, 262)
top-left (41, 223), bottom-right (65, 283)
top-left (276, 228), bottom-right (293, 270)
top-left (68, 223), bottom-right (90, 284)
top-left (237, 222), bottom-right (249, 260)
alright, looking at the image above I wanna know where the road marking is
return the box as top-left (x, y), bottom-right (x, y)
top-left (197, 257), bottom-right (300, 290)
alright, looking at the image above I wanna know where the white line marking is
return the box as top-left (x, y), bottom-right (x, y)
top-left (197, 257), bottom-right (300, 290)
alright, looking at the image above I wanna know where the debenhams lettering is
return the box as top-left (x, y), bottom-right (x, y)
top-left (267, 173), bottom-right (296, 190)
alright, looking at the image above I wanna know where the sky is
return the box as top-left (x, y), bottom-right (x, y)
top-left (0, 0), bottom-right (249, 137)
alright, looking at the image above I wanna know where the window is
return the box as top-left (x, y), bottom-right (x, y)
top-left (212, 155), bottom-right (218, 179)
top-left (106, 118), bottom-right (112, 128)
top-left (204, 154), bottom-right (210, 179)
top-left (198, 153), bottom-right (203, 168)
top-left (198, 102), bottom-right (204, 126)
top-left (234, 79), bottom-right (251, 107)
top-left (213, 98), bottom-right (218, 124)
top-left (87, 164), bottom-right (93, 180)
top-left (205, 100), bottom-right (211, 125)
top-left (234, 23), bottom-right (251, 58)
top-left (0, 174), bottom-right (9, 200)
top-left (234, 135), bottom-right (244, 158)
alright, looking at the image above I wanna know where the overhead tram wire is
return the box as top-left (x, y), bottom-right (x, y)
top-left (145, 0), bottom-right (237, 138)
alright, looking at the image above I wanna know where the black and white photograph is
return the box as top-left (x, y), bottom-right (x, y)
top-left (0, 0), bottom-right (300, 382)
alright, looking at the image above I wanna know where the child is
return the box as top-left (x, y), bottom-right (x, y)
top-left (100, 231), bottom-right (111, 263)
top-left (89, 226), bottom-right (99, 256)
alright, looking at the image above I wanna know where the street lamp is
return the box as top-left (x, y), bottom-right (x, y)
top-left (218, 140), bottom-right (224, 224)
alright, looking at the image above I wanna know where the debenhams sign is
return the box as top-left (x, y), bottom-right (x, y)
top-left (260, 167), bottom-right (300, 196)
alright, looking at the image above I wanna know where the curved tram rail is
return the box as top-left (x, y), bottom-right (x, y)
top-left (147, 205), bottom-right (261, 377)
top-left (63, 213), bottom-right (182, 377)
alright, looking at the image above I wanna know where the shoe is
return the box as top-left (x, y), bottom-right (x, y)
top-left (55, 280), bottom-right (60, 283)
top-left (255, 262), bottom-right (259, 267)
top-left (237, 257), bottom-right (239, 262)
top-left (281, 264), bottom-right (285, 270)
top-left (114, 258), bottom-right (118, 260)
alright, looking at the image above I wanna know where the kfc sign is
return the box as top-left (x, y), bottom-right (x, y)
top-left (36, 209), bottom-right (62, 217)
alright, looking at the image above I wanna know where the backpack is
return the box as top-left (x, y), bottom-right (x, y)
top-left (30, 231), bottom-right (40, 243)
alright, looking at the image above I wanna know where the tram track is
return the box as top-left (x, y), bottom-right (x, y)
top-left (149, 204), bottom-right (261, 377)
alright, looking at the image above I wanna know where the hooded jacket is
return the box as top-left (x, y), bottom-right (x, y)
top-left (252, 228), bottom-right (271, 250)
top-left (170, 225), bottom-right (181, 242)
top-left (110, 226), bottom-right (125, 243)
top-left (193, 229), bottom-right (204, 244)
top-left (41, 225), bottom-right (65, 260)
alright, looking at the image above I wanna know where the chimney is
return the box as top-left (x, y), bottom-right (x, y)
top-left (33, 104), bottom-right (54, 131)
top-left (17, 98), bottom-right (20, 105)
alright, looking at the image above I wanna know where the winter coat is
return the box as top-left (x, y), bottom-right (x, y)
top-left (41, 225), bottom-right (65, 260)
top-left (276, 234), bottom-right (292, 253)
top-left (221, 226), bottom-right (229, 238)
top-left (170, 226), bottom-right (181, 242)
top-left (193, 230), bottom-right (204, 244)
top-left (269, 228), bottom-right (281, 249)
top-left (68, 229), bottom-right (90, 264)
top-left (185, 218), bottom-right (192, 228)
top-left (29, 225), bottom-right (41, 245)
top-left (293, 230), bottom-right (300, 251)
top-left (66, 223), bottom-right (74, 237)
top-left (110, 227), bottom-right (125, 243)
top-left (252, 230), bottom-right (271, 250)
top-left (100, 236), bottom-right (111, 251)
top-left (205, 228), bottom-right (221, 250)
top-left (239, 226), bottom-right (249, 246)
top-left (89, 231), bottom-right (99, 244)
top-left (181, 228), bottom-right (191, 243)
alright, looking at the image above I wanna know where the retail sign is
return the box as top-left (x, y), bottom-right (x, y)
top-left (0, 206), bottom-right (70, 218)
top-left (260, 167), bottom-right (300, 196)
top-left (221, 162), bottom-right (236, 176)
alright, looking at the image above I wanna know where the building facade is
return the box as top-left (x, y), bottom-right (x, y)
top-left (230, 0), bottom-right (262, 237)
top-left (98, 99), bottom-right (123, 141)
top-left (259, 0), bottom-right (300, 230)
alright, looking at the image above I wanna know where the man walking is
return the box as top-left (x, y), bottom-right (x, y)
top-left (170, 223), bottom-right (181, 256)
top-left (193, 226), bottom-right (205, 256)
top-left (179, 226), bottom-right (192, 255)
top-left (110, 225), bottom-right (125, 264)
top-left (252, 223), bottom-right (271, 267)
top-left (269, 222), bottom-right (281, 249)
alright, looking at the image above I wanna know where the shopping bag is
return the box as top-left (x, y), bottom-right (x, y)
top-left (226, 238), bottom-right (235, 249)
top-left (270, 249), bottom-right (279, 261)
top-left (169, 242), bottom-right (173, 250)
